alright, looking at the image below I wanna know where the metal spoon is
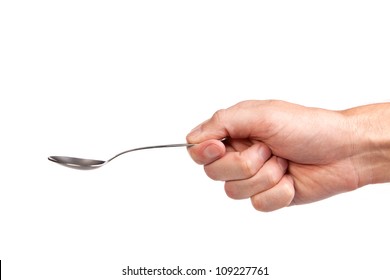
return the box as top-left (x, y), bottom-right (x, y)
top-left (48, 143), bottom-right (194, 170)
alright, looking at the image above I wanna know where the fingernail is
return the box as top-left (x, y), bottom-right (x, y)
top-left (276, 157), bottom-right (288, 170)
top-left (204, 144), bottom-right (221, 159)
top-left (258, 145), bottom-right (270, 162)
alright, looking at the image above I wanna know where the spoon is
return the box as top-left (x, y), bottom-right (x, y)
top-left (48, 143), bottom-right (195, 170)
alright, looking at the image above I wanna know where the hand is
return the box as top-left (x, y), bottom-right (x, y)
top-left (186, 100), bottom-right (390, 212)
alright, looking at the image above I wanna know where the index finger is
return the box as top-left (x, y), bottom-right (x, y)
top-left (187, 139), bottom-right (226, 165)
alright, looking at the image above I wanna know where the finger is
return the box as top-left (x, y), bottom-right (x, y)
top-left (224, 156), bottom-right (288, 200)
top-left (186, 101), bottom-right (262, 143)
top-left (250, 175), bottom-right (295, 212)
top-left (203, 142), bottom-right (271, 181)
top-left (186, 139), bottom-right (226, 165)
top-left (224, 138), bottom-right (257, 153)
top-left (187, 115), bottom-right (228, 144)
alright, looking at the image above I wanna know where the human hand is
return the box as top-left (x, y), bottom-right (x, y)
top-left (186, 100), bottom-right (390, 212)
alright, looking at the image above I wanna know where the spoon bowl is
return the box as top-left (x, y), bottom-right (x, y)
top-left (48, 156), bottom-right (106, 170)
top-left (48, 143), bottom-right (194, 170)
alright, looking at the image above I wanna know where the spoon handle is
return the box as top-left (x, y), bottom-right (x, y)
top-left (107, 143), bottom-right (195, 163)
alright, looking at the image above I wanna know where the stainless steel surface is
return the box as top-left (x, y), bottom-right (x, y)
top-left (48, 143), bottom-right (195, 170)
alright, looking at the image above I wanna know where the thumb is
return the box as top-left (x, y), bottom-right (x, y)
top-left (187, 102), bottom-right (258, 143)
top-left (186, 117), bottom-right (227, 144)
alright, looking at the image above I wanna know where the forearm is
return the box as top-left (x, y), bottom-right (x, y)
top-left (343, 103), bottom-right (390, 186)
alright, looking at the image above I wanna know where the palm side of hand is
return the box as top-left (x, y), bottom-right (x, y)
top-left (225, 136), bottom-right (359, 206)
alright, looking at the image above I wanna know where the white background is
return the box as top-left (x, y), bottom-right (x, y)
top-left (1, 1), bottom-right (389, 279)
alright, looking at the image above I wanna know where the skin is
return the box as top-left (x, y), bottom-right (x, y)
top-left (186, 100), bottom-right (390, 212)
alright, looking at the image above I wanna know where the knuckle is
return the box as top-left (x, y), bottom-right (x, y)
top-left (235, 153), bottom-right (259, 179)
top-left (211, 108), bottom-right (226, 124)
top-left (251, 177), bottom-right (295, 212)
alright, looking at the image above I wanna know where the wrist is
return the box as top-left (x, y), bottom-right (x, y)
top-left (343, 103), bottom-right (390, 186)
